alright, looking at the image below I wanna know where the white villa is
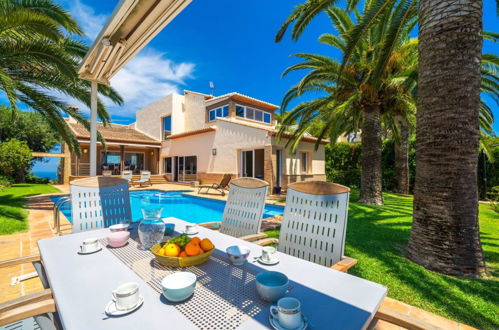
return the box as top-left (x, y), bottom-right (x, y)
top-left (66, 90), bottom-right (327, 190)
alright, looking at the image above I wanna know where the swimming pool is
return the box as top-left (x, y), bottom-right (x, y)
top-left (52, 190), bottom-right (284, 224)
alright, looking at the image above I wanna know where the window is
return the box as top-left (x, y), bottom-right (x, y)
top-left (236, 105), bottom-right (245, 117)
top-left (164, 157), bottom-right (172, 174)
top-left (234, 104), bottom-right (272, 124)
top-left (246, 107), bottom-right (254, 120)
top-left (255, 110), bottom-right (263, 122)
top-left (102, 152), bottom-right (120, 165)
top-left (163, 116), bottom-right (172, 139)
top-left (300, 151), bottom-right (309, 173)
top-left (208, 105), bottom-right (229, 122)
top-left (263, 112), bottom-right (271, 124)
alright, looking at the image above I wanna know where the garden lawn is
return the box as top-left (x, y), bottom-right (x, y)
top-left (264, 190), bottom-right (499, 329)
top-left (0, 184), bottom-right (60, 235)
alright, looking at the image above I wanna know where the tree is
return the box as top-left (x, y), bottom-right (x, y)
top-left (0, 0), bottom-right (123, 153)
top-left (0, 107), bottom-right (59, 152)
top-left (278, 3), bottom-right (418, 205)
top-left (0, 139), bottom-right (32, 182)
top-left (406, 1), bottom-right (486, 276)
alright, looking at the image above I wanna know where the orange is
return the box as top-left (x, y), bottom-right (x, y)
top-left (200, 238), bottom-right (214, 252)
top-left (164, 243), bottom-right (180, 257)
top-left (185, 242), bottom-right (202, 256)
top-left (190, 237), bottom-right (201, 245)
top-left (179, 251), bottom-right (188, 258)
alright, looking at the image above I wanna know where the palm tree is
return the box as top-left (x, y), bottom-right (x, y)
top-left (406, 0), bottom-right (486, 276)
top-left (0, 0), bottom-right (122, 153)
top-left (279, 4), bottom-right (417, 205)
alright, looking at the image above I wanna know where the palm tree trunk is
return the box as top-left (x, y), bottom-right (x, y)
top-left (358, 108), bottom-right (383, 205)
top-left (394, 116), bottom-right (410, 194)
top-left (407, 0), bottom-right (485, 276)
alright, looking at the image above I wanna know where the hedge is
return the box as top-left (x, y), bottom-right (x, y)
top-left (326, 141), bottom-right (497, 198)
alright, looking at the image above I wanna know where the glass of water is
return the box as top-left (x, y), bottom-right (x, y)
top-left (138, 207), bottom-right (165, 250)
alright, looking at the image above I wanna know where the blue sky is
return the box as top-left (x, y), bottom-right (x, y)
top-left (65, 0), bottom-right (498, 128)
top-left (16, 0), bottom-right (499, 174)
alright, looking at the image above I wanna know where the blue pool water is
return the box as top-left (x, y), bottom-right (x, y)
top-left (52, 190), bottom-right (284, 224)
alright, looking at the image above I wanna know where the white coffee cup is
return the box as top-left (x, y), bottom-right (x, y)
top-left (270, 297), bottom-right (302, 329)
top-left (261, 246), bottom-right (277, 262)
top-left (185, 224), bottom-right (198, 234)
top-left (112, 282), bottom-right (140, 311)
top-left (80, 238), bottom-right (98, 253)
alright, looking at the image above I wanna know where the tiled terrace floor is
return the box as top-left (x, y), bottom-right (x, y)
top-left (0, 184), bottom-right (476, 329)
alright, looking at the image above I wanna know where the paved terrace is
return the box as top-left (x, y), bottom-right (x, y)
top-left (0, 184), bottom-right (475, 329)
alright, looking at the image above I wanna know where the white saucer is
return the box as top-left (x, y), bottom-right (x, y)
top-left (183, 231), bottom-right (198, 235)
top-left (77, 245), bottom-right (102, 255)
top-left (105, 295), bottom-right (144, 316)
top-left (269, 312), bottom-right (308, 330)
top-left (257, 256), bottom-right (280, 265)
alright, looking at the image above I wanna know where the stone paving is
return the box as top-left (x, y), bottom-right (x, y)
top-left (0, 184), bottom-right (476, 329)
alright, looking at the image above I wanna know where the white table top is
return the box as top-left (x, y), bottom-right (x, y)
top-left (38, 217), bottom-right (387, 330)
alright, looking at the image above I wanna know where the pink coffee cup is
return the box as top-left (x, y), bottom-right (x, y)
top-left (107, 231), bottom-right (130, 248)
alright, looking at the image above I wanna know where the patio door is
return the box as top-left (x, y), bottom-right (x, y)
top-left (276, 149), bottom-right (282, 187)
top-left (241, 150), bottom-right (254, 177)
top-left (174, 156), bottom-right (197, 181)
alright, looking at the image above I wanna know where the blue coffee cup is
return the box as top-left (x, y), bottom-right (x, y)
top-left (255, 271), bottom-right (289, 302)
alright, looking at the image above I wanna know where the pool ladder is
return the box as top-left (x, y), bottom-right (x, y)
top-left (53, 196), bottom-right (71, 235)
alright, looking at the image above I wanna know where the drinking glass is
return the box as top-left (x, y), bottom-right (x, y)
top-left (138, 207), bottom-right (165, 250)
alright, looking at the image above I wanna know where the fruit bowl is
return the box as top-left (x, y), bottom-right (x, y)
top-left (151, 244), bottom-right (214, 267)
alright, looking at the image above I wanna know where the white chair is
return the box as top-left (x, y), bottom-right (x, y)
top-left (200, 177), bottom-right (270, 241)
top-left (70, 177), bottom-right (132, 233)
top-left (121, 170), bottom-right (133, 183)
top-left (132, 170), bottom-right (152, 187)
top-left (257, 181), bottom-right (357, 272)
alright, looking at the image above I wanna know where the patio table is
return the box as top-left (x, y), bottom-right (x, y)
top-left (38, 217), bottom-right (387, 330)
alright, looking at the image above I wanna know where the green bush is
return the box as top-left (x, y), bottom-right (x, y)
top-left (487, 186), bottom-right (499, 213)
top-left (0, 174), bottom-right (12, 189)
top-left (326, 140), bottom-right (416, 192)
top-left (25, 173), bottom-right (50, 184)
top-left (0, 139), bottom-right (32, 182)
top-left (325, 142), bottom-right (361, 187)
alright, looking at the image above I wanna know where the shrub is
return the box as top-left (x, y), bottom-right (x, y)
top-left (487, 186), bottom-right (499, 213)
top-left (25, 173), bottom-right (50, 184)
top-left (0, 139), bottom-right (32, 182)
top-left (0, 174), bottom-right (12, 189)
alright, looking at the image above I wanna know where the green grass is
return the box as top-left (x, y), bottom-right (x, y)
top-left (0, 184), bottom-right (60, 235)
top-left (264, 190), bottom-right (499, 329)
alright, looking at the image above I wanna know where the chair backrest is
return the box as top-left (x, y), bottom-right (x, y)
top-left (70, 177), bottom-right (131, 233)
top-left (219, 177), bottom-right (269, 237)
top-left (102, 170), bottom-right (112, 176)
top-left (277, 181), bottom-right (350, 267)
top-left (121, 170), bottom-right (133, 181)
top-left (140, 170), bottom-right (151, 180)
top-left (219, 173), bottom-right (232, 188)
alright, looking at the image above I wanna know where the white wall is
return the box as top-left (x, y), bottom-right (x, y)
top-left (212, 120), bottom-right (271, 173)
top-left (271, 137), bottom-right (326, 175)
top-left (135, 94), bottom-right (173, 140)
top-left (159, 120), bottom-right (271, 174)
top-left (183, 92), bottom-right (208, 132)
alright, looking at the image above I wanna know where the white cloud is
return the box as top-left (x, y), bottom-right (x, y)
top-left (67, 0), bottom-right (107, 41)
top-left (108, 50), bottom-right (195, 116)
top-left (65, 0), bottom-right (195, 119)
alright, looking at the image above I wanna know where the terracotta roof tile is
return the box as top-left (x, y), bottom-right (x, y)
top-left (67, 121), bottom-right (160, 145)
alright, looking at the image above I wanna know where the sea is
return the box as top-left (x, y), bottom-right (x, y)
top-left (32, 170), bottom-right (58, 180)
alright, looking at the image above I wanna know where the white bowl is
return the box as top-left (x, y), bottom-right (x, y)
top-left (226, 245), bottom-right (251, 266)
top-left (161, 272), bottom-right (197, 302)
top-left (109, 223), bottom-right (129, 232)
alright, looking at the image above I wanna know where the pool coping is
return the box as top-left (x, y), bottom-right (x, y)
top-left (50, 187), bottom-right (285, 231)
